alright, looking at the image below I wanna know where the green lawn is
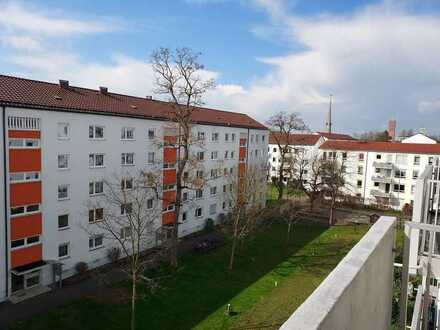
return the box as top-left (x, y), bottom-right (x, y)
top-left (13, 223), bottom-right (368, 330)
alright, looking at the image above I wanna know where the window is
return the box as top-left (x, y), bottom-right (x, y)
top-left (163, 184), bottom-right (175, 191)
top-left (273, 148), bottom-right (277, 152)
top-left (211, 151), bottom-right (218, 160)
top-left (357, 166), bottom-right (363, 175)
top-left (120, 226), bottom-right (132, 239)
top-left (58, 184), bottom-right (69, 200)
top-left (89, 208), bottom-right (103, 223)
top-left (411, 185), bottom-right (415, 194)
top-left (374, 182), bottom-right (380, 187)
top-left (163, 204), bottom-right (175, 212)
top-left (198, 132), bottom-right (205, 140)
top-left (196, 189), bottom-right (203, 199)
top-left (375, 168), bottom-right (381, 173)
top-left (121, 203), bottom-right (133, 215)
top-left (121, 127), bottom-right (135, 140)
top-left (11, 236), bottom-right (40, 249)
top-left (223, 168), bottom-right (228, 176)
top-left (197, 151), bottom-right (205, 161)
top-left (58, 154), bottom-right (69, 169)
top-left (89, 235), bottom-right (104, 250)
top-left (210, 169), bottom-right (217, 178)
top-left (58, 243), bottom-right (69, 259)
top-left (57, 123), bottom-right (69, 139)
top-left (89, 181), bottom-right (104, 195)
top-left (232, 133), bottom-right (236, 141)
top-left (210, 186), bottom-right (217, 195)
top-left (240, 139), bottom-right (246, 147)
top-left (394, 169), bottom-right (406, 179)
top-left (225, 133), bottom-right (229, 142)
top-left (196, 170), bottom-right (204, 178)
top-left (121, 153), bottom-right (134, 166)
top-left (10, 172), bottom-right (40, 183)
top-left (148, 129), bottom-right (155, 140)
top-left (393, 184), bottom-right (405, 193)
top-left (262, 135), bottom-right (265, 142)
top-left (414, 156), bottom-right (420, 165)
top-left (147, 152), bottom-right (155, 164)
top-left (357, 180), bottom-right (362, 188)
top-left (376, 154), bottom-right (382, 160)
top-left (251, 135), bottom-right (254, 143)
top-left (121, 178), bottom-right (133, 191)
top-left (182, 191), bottom-right (188, 202)
top-left (58, 214), bottom-right (69, 229)
top-left (342, 152), bottom-right (347, 160)
top-left (211, 133), bottom-right (219, 142)
top-left (412, 170), bottom-right (419, 179)
top-left (89, 154), bottom-right (104, 168)
top-left (429, 157), bottom-right (434, 165)
top-left (195, 207), bottom-right (203, 217)
top-left (89, 125), bottom-right (104, 139)
top-left (223, 185), bottom-right (227, 193)
top-left (358, 153), bottom-right (364, 161)
top-left (147, 198), bottom-right (154, 209)
top-left (209, 203), bottom-right (217, 215)
top-left (8, 138), bottom-right (39, 148)
top-left (224, 150), bottom-right (229, 159)
top-left (256, 135), bottom-right (259, 143)
top-left (10, 204), bottom-right (39, 216)
top-left (222, 202), bottom-right (226, 210)
top-left (230, 151), bottom-right (234, 159)
top-left (182, 212), bottom-right (187, 222)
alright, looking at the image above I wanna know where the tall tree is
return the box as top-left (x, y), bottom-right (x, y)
top-left (321, 158), bottom-right (347, 225)
top-left (87, 171), bottom-right (163, 330)
top-left (151, 47), bottom-right (215, 268)
top-left (266, 111), bottom-right (307, 200)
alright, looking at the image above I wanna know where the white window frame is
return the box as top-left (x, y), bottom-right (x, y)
top-left (57, 123), bottom-right (70, 140)
top-left (11, 235), bottom-right (41, 250)
top-left (89, 181), bottom-right (104, 196)
top-left (121, 178), bottom-right (133, 191)
top-left (147, 128), bottom-right (155, 140)
top-left (89, 208), bottom-right (104, 223)
top-left (89, 154), bottom-right (105, 168)
top-left (58, 184), bottom-right (69, 200)
top-left (8, 138), bottom-right (40, 149)
top-left (121, 127), bottom-right (135, 140)
top-left (210, 186), bottom-right (217, 196)
top-left (195, 207), bottom-right (203, 218)
top-left (58, 242), bottom-right (70, 259)
top-left (58, 214), bottom-right (69, 230)
top-left (10, 204), bottom-right (40, 217)
top-left (10, 172), bottom-right (40, 183)
top-left (147, 152), bottom-right (155, 165)
top-left (89, 235), bottom-right (104, 251)
top-left (89, 125), bottom-right (105, 139)
top-left (121, 153), bottom-right (135, 166)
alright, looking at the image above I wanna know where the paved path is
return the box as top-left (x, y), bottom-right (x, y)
top-left (0, 230), bottom-right (225, 330)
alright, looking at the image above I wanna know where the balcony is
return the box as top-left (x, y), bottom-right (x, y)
top-left (371, 175), bottom-right (392, 184)
top-left (370, 189), bottom-right (391, 198)
top-left (280, 217), bottom-right (396, 330)
top-left (7, 116), bottom-right (40, 130)
top-left (373, 161), bottom-right (394, 169)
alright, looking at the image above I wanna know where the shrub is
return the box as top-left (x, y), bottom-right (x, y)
top-left (204, 218), bottom-right (215, 233)
top-left (75, 262), bottom-right (88, 276)
top-left (107, 247), bottom-right (121, 263)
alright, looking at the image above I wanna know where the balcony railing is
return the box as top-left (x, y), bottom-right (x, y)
top-left (8, 116), bottom-right (40, 130)
top-left (373, 161), bottom-right (394, 169)
top-left (371, 175), bottom-right (393, 184)
top-left (371, 189), bottom-right (391, 198)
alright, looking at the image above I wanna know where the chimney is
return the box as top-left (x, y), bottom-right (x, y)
top-left (99, 86), bottom-right (108, 94)
top-left (388, 119), bottom-right (396, 141)
top-left (59, 80), bottom-right (69, 88)
top-left (146, 95), bottom-right (152, 100)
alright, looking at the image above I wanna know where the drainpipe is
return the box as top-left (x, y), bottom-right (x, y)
top-left (363, 151), bottom-right (369, 204)
top-left (2, 106), bottom-right (8, 297)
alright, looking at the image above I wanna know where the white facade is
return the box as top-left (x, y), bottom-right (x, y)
top-left (0, 105), bottom-right (268, 302)
top-left (402, 134), bottom-right (437, 144)
top-left (0, 109), bottom-right (6, 300)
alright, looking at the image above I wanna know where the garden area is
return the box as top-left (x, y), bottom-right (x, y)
top-left (12, 221), bottom-right (368, 330)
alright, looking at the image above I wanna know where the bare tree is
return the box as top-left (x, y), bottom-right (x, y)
top-left (266, 111), bottom-right (307, 201)
top-left (321, 159), bottom-right (347, 225)
top-left (278, 200), bottom-right (302, 244)
top-left (151, 47), bottom-right (215, 268)
top-left (225, 165), bottom-right (262, 270)
top-left (292, 152), bottom-right (324, 210)
top-left (86, 171), bottom-right (163, 330)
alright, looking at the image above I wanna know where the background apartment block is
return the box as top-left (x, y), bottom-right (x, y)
top-left (0, 75), bottom-right (268, 302)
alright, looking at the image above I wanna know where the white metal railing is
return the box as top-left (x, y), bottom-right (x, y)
top-left (7, 116), bottom-right (40, 130)
top-left (410, 285), bottom-right (423, 330)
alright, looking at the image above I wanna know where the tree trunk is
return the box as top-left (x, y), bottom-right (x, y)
top-left (286, 221), bottom-right (292, 244)
top-left (131, 273), bottom-right (136, 330)
top-left (277, 179), bottom-right (284, 200)
top-left (329, 195), bottom-right (336, 226)
top-left (229, 214), bottom-right (240, 270)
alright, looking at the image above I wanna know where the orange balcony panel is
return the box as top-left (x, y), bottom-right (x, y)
top-left (9, 130), bottom-right (41, 139)
top-left (239, 163), bottom-right (246, 175)
top-left (162, 190), bottom-right (176, 207)
top-left (10, 181), bottom-right (42, 207)
top-left (11, 244), bottom-right (42, 268)
top-left (163, 148), bottom-right (177, 163)
top-left (239, 147), bottom-right (247, 159)
top-left (11, 213), bottom-right (42, 240)
top-left (162, 211), bottom-right (175, 225)
top-left (163, 169), bottom-right (177, 185)
top-left (9, 149), bottom-right (41, 172)
top-left (240, 138), bottom-right (247, 146)
top-left (164, 135), bottom-right (177, 144)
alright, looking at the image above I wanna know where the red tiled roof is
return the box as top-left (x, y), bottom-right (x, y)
top-left (317, 132), bottom-right (354, 140)
top-left (320, 140), bottom-right (440, 155)
top-left (269, 132), bottom-right (321, 146)
top-left (0, 75), bottom-right (267, 130)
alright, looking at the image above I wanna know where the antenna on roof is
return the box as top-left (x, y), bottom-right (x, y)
top-left (325, 94), bottom-right (333, 134)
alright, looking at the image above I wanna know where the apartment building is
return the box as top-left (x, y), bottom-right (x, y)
top-left (0, 75), bottom-right (268, 302)
top-left (267, 131), bottom-right (353, 182)
top-left (319, 139), bottom-right (440, 210)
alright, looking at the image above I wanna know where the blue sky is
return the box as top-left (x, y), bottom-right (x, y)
top-left (1, 0), bottom-right (440, 134)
